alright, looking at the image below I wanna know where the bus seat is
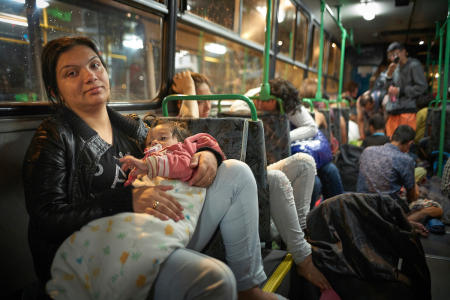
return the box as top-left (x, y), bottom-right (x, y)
top-left (147, 117), bottom-right (271, 260)
top-left (218, 111), bottom-right (291, 166)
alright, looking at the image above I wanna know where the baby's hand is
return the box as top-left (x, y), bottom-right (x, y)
top-left (120, 156), bottom-right (148, 186)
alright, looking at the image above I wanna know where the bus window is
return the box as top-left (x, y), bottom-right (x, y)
top-left (309, 24), bottom-right (320, 69)
top-left (241, 0), bottom-right (267, 45)
top-left (0, 1), bottom-right (35, 102)
top-left (276, 0), bottom-right (296, 58)
top-left (326, 78), bottom-right (338, 97)
top-left (323, 36), bottom-right (330, 74)
top-left (328, 41), bottom-right (337, 77)
top-left (186, 0), bottom-right (237, 31)
top-left (294, 9), bottom-right (309, 64)
top-left (176, 23), bottom-right (263, 94)
top-left (0, 0), bottom-right (162, 103)
top-left (275, 60), bottom-right (304, 90)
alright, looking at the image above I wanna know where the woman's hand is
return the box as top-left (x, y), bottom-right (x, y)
top-left (296, 254), bottom-right (332, 291)
top-left (132, 185), bottom-right (184, 221)
top-left (188, 151), bottom-right (218, 187)
top-left (172, 71), bottom-right (196, 95)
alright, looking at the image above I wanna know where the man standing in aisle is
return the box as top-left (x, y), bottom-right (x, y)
top-left (382, 42), bottom-right (428, 137)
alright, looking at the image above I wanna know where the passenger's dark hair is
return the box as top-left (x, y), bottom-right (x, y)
top-left (359, 90), bottom-right (374, 107)
top-left (143, 114), bottom-right (190, 142)
top-left (269, 78), bottom-right (301, 114)
top-left (391, 125), bottom-right (415, 144)
top-left (368, 113), bottom-right (385, 131)
top-left (191, 72), bottom-right (213, 92)
top-left (41, 36), bottom-right (107, 106)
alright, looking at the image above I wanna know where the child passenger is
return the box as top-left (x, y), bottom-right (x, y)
top-left (46, 118), bottom-right (225, 300)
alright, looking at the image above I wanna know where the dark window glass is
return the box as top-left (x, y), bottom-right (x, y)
top-left (0, 0), bottom-right (162, 103)
top-left (176, 23), bottom-right (263, 94)
top-left (294, 9), bottom-right (308, 63)
top-left (276, 0), bottom-right (296, 57)
top-left (275, 60), bottom-right (305, 90)
top-left (186, 0), bottom-right (237, 31)
top-left (309, 24), bottom-right (320, 69)
top-left (241, 0), bottom-right (267, 45)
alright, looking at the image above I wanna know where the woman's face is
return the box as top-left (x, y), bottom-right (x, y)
top-left (196, 82), bottom-right (212, 117)
top-left (55, 45), bottom-right (110, 114)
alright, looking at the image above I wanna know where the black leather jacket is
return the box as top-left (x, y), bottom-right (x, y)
top-left (23, 106), bottom-right (147, 283)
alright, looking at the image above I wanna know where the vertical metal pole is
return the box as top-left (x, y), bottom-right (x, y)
top-left (438, 4), bottom-right (450, 177)
top-left (315, 0), bottom-right (325, 100)
top-left (436, 27), bottom-right (444, 101)
top-left (157, 0), bottom-right (177, 104)
top-left (337, 28), bottom-right (347, 103)
top-left (260, 0), bottom-right (272, 100)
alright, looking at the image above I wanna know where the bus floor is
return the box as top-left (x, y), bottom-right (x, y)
top-left (421, 225), bottom-right (450, 300)
top-left (263, 227), bottom-right (450, 299)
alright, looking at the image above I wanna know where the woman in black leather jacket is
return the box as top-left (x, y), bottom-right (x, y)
top-left (23, 36), bottom-right (278, 300)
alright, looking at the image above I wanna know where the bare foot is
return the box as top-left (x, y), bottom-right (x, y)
top-left (238, 287), bottom-right (279, 300)
top-left (409, 220), bottom-right (429, 237)
top-left (296, 254), bottom-right (331, 291)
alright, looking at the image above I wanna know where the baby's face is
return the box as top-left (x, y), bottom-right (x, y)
top-left (146, 124), bottom-right (179, 148)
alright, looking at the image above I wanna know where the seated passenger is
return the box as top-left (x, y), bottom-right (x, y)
top-left (361, 113), bottom-right (390, 148)
top-left (356, 90), bottom-right (378, 140)
top-left (24, 36), bottom-right (279, 300)
top-left (173, 72), bottom-right (332, 291)
top-left (357, 125), bottom-right (418, 211)
top-left (47, 119), bottom-right (225, 299)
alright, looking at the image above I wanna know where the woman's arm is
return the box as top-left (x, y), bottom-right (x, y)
top-left (172, 71), bottom-right (199, 118)
top-left (289, 106), bottom-right (318, 141)
top-left (23, 121), bottom-right (129, 243)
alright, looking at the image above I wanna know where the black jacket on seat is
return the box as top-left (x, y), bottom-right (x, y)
top-left (307, 193), bottom-right (431, 300)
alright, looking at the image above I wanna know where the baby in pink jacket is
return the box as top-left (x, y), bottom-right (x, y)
top-left (120, 118), bottom-right (225, 185)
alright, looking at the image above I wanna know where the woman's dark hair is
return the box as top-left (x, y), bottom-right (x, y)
top-left (41, 36), bottom-right (107, 106)
top-left (391, 125), bottom-right (415, 144)
top-left (143, 114), bottom-right (190, 142)
top-left (269, 78), bottom-right (301, 114)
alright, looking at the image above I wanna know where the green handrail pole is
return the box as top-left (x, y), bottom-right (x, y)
top-left (436, 25), bottom-right (444, 101)
top-left (260, 0), bottom-right (272, 100)
top-left (337, 28), bottom-right (347, 104)
top-left (438, 6), bottom-right (450, 177)
top-left (316, 0), bottom-right (326, 100)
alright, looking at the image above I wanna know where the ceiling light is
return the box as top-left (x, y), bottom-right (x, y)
top-left (122, 34), bottom-right (143, 49)
top-left (13, 0), bottom-right (49, 9)
top-left (332, 43), bottom-right (336, 48)
top-left (360, 1), bottom-right (376, 21)
top-left (419, 40), bottom-right (424, 45)
top-left (204, 43), bottom-right (227, 55)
